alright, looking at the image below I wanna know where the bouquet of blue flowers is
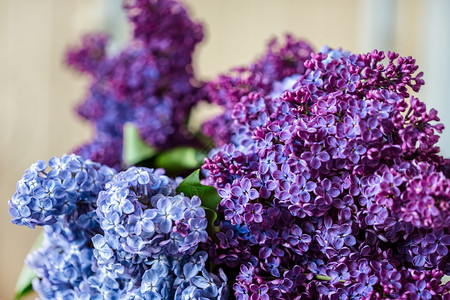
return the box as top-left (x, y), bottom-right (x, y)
top-left (9, 0), bottom-right (450, 299)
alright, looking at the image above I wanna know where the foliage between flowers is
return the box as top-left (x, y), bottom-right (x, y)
top-left (8, 0), bottom-right (450, 300)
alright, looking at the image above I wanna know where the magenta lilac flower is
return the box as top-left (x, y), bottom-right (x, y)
top-left (201, 35), bottom-right (314, 147)
top-left (203, 47), bottom-right (450, 299)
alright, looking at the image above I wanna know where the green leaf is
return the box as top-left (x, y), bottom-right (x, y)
top-left (177, 170), bottom-right (221, 244)
top-left (154, 147), bottom-right (206, 173)
top-left (15, 231), bottom-right (44, 300)
top-left (176, 169), bottom-right (221, 211)
top-left (123, 123), bottom-right (156, 166)
top-left (203, 207), bottom-right (220, 242)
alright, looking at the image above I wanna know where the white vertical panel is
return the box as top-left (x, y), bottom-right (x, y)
top-left (358, 0), bottom-right (396, 52)
top-left (420, 0), bottom-right (450, 156)
top-left (99, 0), bottom-right (130, 54)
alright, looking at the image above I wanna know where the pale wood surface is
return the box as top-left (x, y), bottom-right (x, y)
top-left (0, 1), bottom-right (99, 298)
top-left (0, 1), bottom-right (441, 299)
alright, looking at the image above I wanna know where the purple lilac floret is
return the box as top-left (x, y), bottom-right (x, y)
top-left (67, 0), bottom-right (204, 168)
top-left (201, 35), bottom-right (314, 147)
top-left (203, 47), bottom-right (450, 299)
top-left (10, 157), bottom-right (228, 299)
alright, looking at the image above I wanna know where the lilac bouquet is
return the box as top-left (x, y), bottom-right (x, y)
top-left (9, 0), bottom-right (450, 299)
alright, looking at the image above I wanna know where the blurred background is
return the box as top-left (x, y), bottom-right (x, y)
top-left (0, 0), bottom-right (449, 298)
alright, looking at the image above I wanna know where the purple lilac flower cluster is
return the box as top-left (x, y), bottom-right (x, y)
top-left (201, 35), bottom-right (313, 147)
top-left (68, 0), bottom-right (204, 169)
top-left (9, 156), bottom-right (228, 299)
top-left (203, 48), bottom-right (450, 299)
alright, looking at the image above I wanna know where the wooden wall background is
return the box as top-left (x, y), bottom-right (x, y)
top-left (0, 0), bottom-right (448, 298)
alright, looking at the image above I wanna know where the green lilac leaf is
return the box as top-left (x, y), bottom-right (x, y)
top-left (154, 146), bottom-right (206, 173)
top-left (15, 231), bottom-right (44, 299)
top-left (203, 207), bottom-right (220, 242)
top-left (176, 169), bottom-right (220, 211)
top-left (123, 123), bottom-right (156, 166)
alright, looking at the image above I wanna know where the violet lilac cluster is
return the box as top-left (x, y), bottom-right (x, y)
top-left (9, 156), bottom-right (228, 299)
top-left (201, 35), bottom-right (313, 147)
top-left (203, 48), bottom-right (450, 299)
top-left (68, 0), bottom-right (204, 169)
